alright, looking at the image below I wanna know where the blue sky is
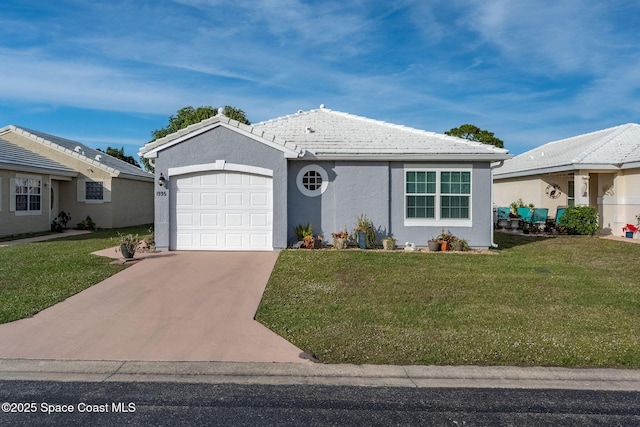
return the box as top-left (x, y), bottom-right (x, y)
top-left (2, 0), bottom-right (639, 161)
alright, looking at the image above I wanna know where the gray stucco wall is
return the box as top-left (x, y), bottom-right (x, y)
top-left (287, 161), bottom-right (390, 245)
top-left (390, 162), bottom-right (493, 248)
top-left (288, 161), bottom-right (494, 249)
top-left (152, 126), bottom-right (288, 251)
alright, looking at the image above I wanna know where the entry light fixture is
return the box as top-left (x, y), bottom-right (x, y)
top-left (158, 173), bottom-right (167, 187)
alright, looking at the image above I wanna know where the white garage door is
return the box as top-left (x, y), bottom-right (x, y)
top-left (171, 171), bottom-right (273, 251)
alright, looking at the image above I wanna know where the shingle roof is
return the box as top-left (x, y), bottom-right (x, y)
top-left (1, 125), bottom-right (152, 180)
top-left (494, 123), bottom-right (640, 178)
top-left (0, 138), bottom-right (77, 176)
top-left (253, 107), bottom-right (510, 160)
top-left (140, 106), bottom-right (511, 161)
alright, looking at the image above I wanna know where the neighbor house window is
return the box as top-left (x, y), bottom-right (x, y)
top-left (11, 176), bottom-right (42, 214)
top-left (296, 164), bottom-right (328, 197)
top-left (405, 169), bottom-right (471, 225)
top-left (567, 178), bottom-right (575, 207)
top-left (85, 181), bottom-right (104, 200)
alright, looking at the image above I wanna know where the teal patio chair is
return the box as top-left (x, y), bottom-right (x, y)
top-left (532, 208), bottom-right (549, 227)
top-left (553, 206), bottom-right (568, 231)
top-left (554, 206), bottom-right (567, 225)
top-left (497, 207), bottom-right (510, 220)
top-left (517, 207), bottom-right (533, 225)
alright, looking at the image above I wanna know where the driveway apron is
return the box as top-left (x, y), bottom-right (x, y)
top-left (0, 251), bottom-right (312, 364)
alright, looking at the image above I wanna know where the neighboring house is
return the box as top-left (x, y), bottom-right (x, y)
top-left (0, 125), bottom-right (154, 237)
top-left (139, 105), bottom-right (511, 251)
top-left (493, 123), bottom-right (640, 235)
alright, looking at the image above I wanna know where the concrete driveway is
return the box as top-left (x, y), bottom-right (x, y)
top-left (0, 250), bottom-right (312, 364)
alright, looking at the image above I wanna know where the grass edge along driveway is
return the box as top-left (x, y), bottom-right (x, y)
top-left (0, 226), bottom-right (150, 324)
top-left (256, 233), bottom-right (640, 368)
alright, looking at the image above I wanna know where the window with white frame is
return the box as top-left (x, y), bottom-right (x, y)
top-left (296, 164), bottom-right (328, 197)
top-left (77, 179), bottom-right (110, 203)
top-left (11, 176), bottom-right (42, 214)
top-left (405, 169), bottom-right (471, 224)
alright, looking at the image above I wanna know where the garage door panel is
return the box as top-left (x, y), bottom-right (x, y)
top-left (201, 193), bottom-right (218, 206)
top-left (176, 233), bottom-right (194, 247)
top-left (201, 174), bottom-right (218, 185)
top-left (171, 171), bottom-right (272, 251)
top-left (200, 234), bottom-right (218, 247)
top-left (225, 174), bottom-right (243, 186)
top-left (176, 192), bottom-right (194, 206)
top-left (201, 213), bottom-right (218, 227)
top-left (176, 213), bottom-right (195, 226)
top-left (250, 213), bottom-right (268, 227)
top-left (250, 192), bottom-right (268, 206)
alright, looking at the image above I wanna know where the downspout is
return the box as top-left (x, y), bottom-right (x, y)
top-left (490, 160), bottom-right (505, 248)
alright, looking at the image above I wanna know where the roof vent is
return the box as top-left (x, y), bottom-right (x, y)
top-left (319, 104), bottom-right (325, 109)
top-left (297, 110), bottom-right (303, 114)
top-left (74, 146), bottom-right (81, 153)
top-left (305, 127), bottom-right (314, 134)
top-left (95, 154), bottom-right (102, 161)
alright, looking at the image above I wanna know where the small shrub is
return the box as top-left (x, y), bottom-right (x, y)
top-left (76, 216), bottom-right (96, 230)
top-left (558, 206), bottom-right (599, 235)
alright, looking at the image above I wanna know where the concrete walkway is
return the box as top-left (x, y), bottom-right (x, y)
top-left (0, 250), bottom-right (312, 364)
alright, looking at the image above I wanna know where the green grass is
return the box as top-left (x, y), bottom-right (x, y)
top-left (0, 225), bottom-right (150, 324)
top-left (256, 234), bottom-right (640, 368)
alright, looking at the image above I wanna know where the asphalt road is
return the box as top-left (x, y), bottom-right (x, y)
top-left (1, 381), bottom-right (639, 426)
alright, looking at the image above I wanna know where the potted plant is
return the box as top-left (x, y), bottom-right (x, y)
top-left (331, 228), bottom-right (349, 250)
top-left (427, 237), bottom-right (440, 252)
top-left (117, 233), bottom-right (141, 259)
top-left (436, 229), bottom-right (455, 251)
top-left (382, 236), bottom-right (396, 250)
top-left (354, 214), bottom-right (376, 249)
top-left (295, 223), bottom-right (314, 248)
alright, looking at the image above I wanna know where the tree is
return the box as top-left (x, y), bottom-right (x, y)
top-left (444, 124), bottom-right (504, 148)
top-left (97, 146), bottom-right (139, 167)
top-left (141, 105), bottom-right (250, 172)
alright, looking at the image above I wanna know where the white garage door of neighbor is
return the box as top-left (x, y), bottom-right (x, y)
top-left (171, 171), bottom-right (273, 250)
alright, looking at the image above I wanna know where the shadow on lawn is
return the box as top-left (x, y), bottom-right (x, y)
top-left (492, 231), bottom-right (552, 250)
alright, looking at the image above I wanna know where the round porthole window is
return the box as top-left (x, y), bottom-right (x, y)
top-left (296, 164), bottom-right (328, 197)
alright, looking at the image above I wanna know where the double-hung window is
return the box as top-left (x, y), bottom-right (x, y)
top-left (405, 169), bottom-right (472, 226)
top-left (10, 176), bottom-right (42, 214)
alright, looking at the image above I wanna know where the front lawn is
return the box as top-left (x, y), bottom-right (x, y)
top-left (256, 234), bottom-right (640, 367)
top-left (0, 226), bottom-right (150, 324)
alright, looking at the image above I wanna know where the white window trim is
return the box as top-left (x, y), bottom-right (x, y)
top-left (0, 177), bottom-right (2, 212)
top-left (296, 164), bottom-right (328, 198)
top-left (404, 167), bottom-right (472, 227)
top-left (77, 178), bottom-right (111, 203)
top-left (11, 174), bottom-right (43, 216)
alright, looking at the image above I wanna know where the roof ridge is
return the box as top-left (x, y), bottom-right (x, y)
top-left (140, 113), bottom-right (301, 156)
top-left (8, 125), bottom-right (121, 175)
top-left (256, 107), bottom-right (508, 154)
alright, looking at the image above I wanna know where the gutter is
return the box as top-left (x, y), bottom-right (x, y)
top-left (490, 160), bottom-right (505, 248)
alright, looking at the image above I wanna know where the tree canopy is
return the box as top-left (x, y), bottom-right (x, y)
top-left (141, 105), bottom-right (251, 172)
top-left (444, 124), bottom-right (504, 148)
top-left (97, 146), bottom-right (139, 167)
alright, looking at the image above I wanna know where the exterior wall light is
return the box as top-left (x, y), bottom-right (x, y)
top-left (158, 173), bottom-right (167, 187)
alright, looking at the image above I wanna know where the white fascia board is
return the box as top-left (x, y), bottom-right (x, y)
top-left (621, 161), bottom-right (640, 169)
top-left (142, 122), bottom-right (302, 159)
top-left (494, 163), bottom-right (625, 180)
top-left (0, 162), bottom-right (78, 177)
